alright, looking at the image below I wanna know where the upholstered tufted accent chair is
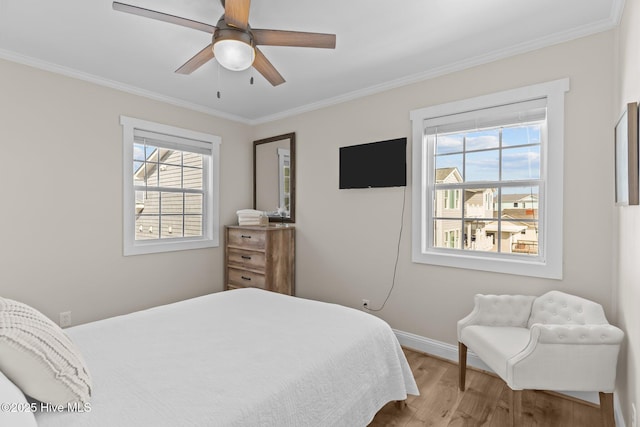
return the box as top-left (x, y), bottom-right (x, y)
top-left (458, 291), bottom-right (623, 427)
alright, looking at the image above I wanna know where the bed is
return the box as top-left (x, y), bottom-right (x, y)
top-left (2, 288), bottom-right (418, 426)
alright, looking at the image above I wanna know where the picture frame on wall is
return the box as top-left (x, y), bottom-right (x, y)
top-left (615, 102), bottom-right (639, 206)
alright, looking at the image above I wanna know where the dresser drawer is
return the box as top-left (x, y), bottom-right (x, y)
top-left (227, 228), bottom-right (266, 251)
top-left (228, 268), bottom-right (266, 289)
top-left (227, 248), bottom-right (266, 271)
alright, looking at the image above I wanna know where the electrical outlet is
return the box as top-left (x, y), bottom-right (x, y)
top-left (362, 299), bottom-right (370, 310)
top-left (59, 311), bottom-right (72, 328)
top-left (632, 403), bottom-right (637, 427)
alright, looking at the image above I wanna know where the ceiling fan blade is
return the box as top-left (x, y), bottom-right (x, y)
top-left (224, 0), bottom-right (251, 30)
top-left (175, 44), bottom-right (215, 74)
top-left (112, 2), bottom-right (216, 34)
top-left (253, 29), bottom-right (336, 49)
top-left (253, 48), bottom-right (285, 86)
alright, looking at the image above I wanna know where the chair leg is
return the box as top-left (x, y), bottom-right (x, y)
top-left (599, 392), bottom-right (615, 427)
top-left (458, 342), bottom-right (467, 391)
top-left (509, 389), bottom-right (522, 427)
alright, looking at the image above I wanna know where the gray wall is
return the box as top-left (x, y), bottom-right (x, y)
top-left (253, 31), bottom-right (615, 346)
top-left (614, 0), bottom-right (640, 424)
top-left (0, 58), bottom-right (253, 325)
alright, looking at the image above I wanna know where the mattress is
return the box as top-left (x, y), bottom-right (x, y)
top-left (35, 288), bottom-right (418, 426)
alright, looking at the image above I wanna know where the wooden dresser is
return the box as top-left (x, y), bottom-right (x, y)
top-left (224, 225), bottom-right (295, 295)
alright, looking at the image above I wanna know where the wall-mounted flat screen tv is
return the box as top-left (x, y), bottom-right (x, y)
top-left (339, 137), bottom-right (407, 189)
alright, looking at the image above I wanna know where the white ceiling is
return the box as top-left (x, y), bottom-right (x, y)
top-left (0, 0), bottom-right (623, 123)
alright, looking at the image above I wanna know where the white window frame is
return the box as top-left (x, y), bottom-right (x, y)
top-left (120, 116), bottom-right (221, 256)
top-left (410, 79), bottom-right (569, 279)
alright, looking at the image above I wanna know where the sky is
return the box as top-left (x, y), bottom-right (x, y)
top-left (435, 123), bottom-right (541, 184)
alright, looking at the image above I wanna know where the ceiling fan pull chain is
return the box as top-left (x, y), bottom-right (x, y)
top-left (216, 63), bottom-right (222, 99)
top-left (112, 1), bottom-right (335, 87)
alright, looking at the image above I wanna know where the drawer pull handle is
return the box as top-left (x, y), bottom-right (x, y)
top-left (241, 235), bottom-right (252, 239)
top-left (241, 276), bottom-right (252, 281)
top-left (241, 255), bottom-right (252, 260)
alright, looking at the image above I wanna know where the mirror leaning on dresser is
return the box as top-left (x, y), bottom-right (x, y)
top-left (253, 133), bottom-right (296, 223)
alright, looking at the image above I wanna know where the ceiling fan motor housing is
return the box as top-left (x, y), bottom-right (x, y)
top-left (213, 18), bottom-right (254, 47)
top-left (111, 1), bottom-right (335, 85)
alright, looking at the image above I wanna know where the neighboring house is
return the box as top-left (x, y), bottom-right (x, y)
top-left (434, 168), bottom-right (538, 254)
top-left (497, 193), bottom-right (539, 211)
top-left (494, 194), bottom-right (539, 254)
top-left (134, 147), bottom-right (203, 241)
top-left (484, 216), bottom-right (539, 255)
top-left (434, 167), bottom-right (495, 251)
top-left (434, 168), bottom-right (463, 249)
top-left (463, 189), bottom-right (495, 251)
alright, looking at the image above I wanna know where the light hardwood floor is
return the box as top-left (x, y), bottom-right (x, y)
top-left (370, 349), bottom-right (604, 427)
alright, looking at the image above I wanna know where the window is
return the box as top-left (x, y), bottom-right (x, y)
top-left (120, 116), bottom-right (221, 256)
top-left (410, 79), bottom-right (569, 279)
top-left (278, 148), bottom-right (291, 213)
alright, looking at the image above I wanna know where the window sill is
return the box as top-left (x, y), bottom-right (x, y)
top-left (412, 249), bottom-right (561, 279)
top-left (124, 237), bottom-right (219, 256)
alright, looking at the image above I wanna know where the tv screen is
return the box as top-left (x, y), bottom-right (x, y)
top-left (339, 138), bottom-right (407, 189)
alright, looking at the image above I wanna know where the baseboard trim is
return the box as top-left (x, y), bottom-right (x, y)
top-left (393, 328), bottom-right (491, 371)
top-left (392, 328), bottom-right (626, 426)
top-left (614, 393), bottom-right (627, 427)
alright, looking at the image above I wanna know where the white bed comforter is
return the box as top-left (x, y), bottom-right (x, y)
top-left (35, 288), bottom-right (418, 427)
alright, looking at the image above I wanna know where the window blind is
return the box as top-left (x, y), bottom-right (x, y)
top-left (133, 129), bottom-right (212, 155)
top-left (425, 98), bottom-right (547, 136)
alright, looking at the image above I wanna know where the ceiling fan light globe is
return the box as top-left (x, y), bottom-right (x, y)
top-left (213, 39), bottom-right (255, 71)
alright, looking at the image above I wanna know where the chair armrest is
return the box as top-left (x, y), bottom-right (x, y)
top-left (506, 323), bottom-right (624, 390)
top-left (529, 323), bottom-right (624, 345)
top-left (457, 294), bottom-right (536, 340)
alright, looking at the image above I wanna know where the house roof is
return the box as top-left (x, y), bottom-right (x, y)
top-left (502, 209), bottom-right (538, 220)
top-left (133, 147), bottom-right (173, 181)
top-left (484, 221), bottom-right (528, 233)
top-left (465, 191), bottom-right (485, 205)
top-left (501, 194), bottom-right (538, 203)
top-left (435, 167), bottom-right (462, 183)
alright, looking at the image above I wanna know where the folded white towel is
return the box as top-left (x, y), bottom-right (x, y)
top-left (236, 209), bottom-right (265, 218)
top-left (239, 220), bottom-right (265, 226)
top-left (238, 214), bottom-right (263, 220)
top-left (238, 213), bottom-right (263, 218)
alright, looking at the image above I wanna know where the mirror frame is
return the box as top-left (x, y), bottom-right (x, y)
top-left (253, 132), bottom-right (296, 223)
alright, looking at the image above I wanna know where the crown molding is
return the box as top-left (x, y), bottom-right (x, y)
top-left (0, 49), bottom-right (251, 125)
top-left (0, 2), bottom-right (623, 127)
top-left (250, 13), bottom-right (621, 125)
top-left (611, 0), bottom-right (626, 25)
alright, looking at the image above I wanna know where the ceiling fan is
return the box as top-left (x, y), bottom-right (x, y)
top-left (112, 0), bottom-right (336, 86)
